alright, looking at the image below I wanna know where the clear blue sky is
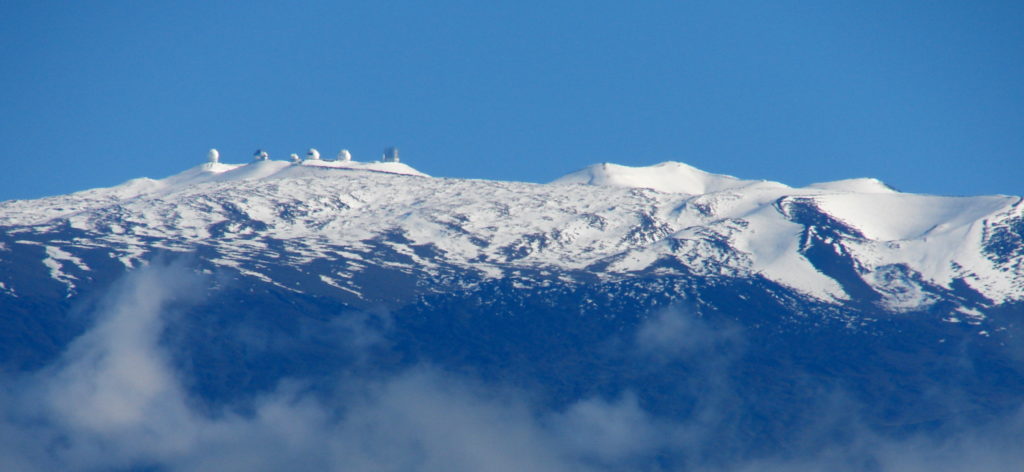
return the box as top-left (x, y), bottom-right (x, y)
top-left (2, 1), bottom-right (1022, 200)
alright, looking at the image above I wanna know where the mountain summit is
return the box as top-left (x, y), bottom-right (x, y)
top-left (551, 161), bottom-right (775, 194)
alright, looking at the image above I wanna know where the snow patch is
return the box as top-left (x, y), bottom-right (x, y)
top-left (42, 246), bottom-right (80, 294)
top-left (956, 306), bottom-right (986, 324)
top-left (319, 275), bottom-right (364, 298)
top-left (0, 281), bottom-right (16, 297)
top-left (45, 245), bottom-right (90, 272)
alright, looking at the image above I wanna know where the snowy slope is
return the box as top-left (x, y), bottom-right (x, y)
top-left (1, 159), bottom-right (1022, 312)
top-left (551, 161), bottom-right (783, 194)
top-left (806, 177), bottom-right (897, 194)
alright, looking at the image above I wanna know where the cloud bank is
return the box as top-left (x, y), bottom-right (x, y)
top-left (0, 263), bottom-right (1022, 471)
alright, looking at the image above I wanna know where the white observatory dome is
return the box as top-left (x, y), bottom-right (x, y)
top-left (337, 149), bottom-right (352, 162)
top-left (307, 148), bottom-right (321, 160)
top-left (207, 148), bottom-right (220, 163)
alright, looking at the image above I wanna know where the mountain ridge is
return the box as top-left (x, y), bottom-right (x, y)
top-left (1, 159), bottom-right (1022, 316)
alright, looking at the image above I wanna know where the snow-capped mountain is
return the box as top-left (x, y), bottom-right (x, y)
top-left (3, 158), bottom-right (1024, 471)
top-left (1, 159), bottom-right (1021, 316)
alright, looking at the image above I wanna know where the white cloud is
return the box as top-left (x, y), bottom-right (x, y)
top-left (634, 307), bottom-right (741, 360)
top-left (0, 265), bottom-right (1022, 471)
top-left (547, 392), bottom-right (665, 465)
top-left (0, 261), bottom-right (624, 471)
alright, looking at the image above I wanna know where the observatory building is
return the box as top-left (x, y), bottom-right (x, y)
top-left (307, 148), bottom-right (321, 160)
top-left (337, 149), bottom-right (352, 162)
top-left (253, 149), bottom-right (269, 161)
top-left (382, 147), bottom-right (399, 163)
top-left (207, 148), bottom-right (219, 163)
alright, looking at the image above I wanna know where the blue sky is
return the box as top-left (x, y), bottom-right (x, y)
top-left (1, 1), bottom-right (1021, 200)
